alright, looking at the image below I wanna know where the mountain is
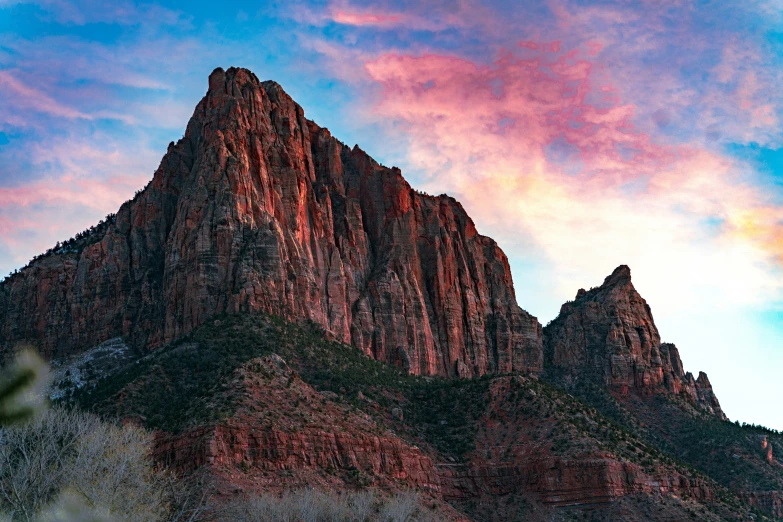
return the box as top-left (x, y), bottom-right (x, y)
top-left (544, 264), bottom-right (724, 417)
top-left (2, 67), bottom-right (781, 520)
top-left (0, 67), bottom-right (542, 378)
top-left (543, 266), bottom-right (783, 519)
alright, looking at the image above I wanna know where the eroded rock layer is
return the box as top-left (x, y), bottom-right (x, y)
top-left (441, 457), bottom-right (713, 506)
top-left (154, 355), bottom-right (441, 494)
top-left (543, 265), bottom-right (724, 417)
top-left (0, 67), bottom-right (542, 377)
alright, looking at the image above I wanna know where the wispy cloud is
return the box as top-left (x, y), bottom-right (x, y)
top-left (547, 0), bottom-right (783, 149)
top-left (286, 0), bottom-right (498, 32)
top-left (0, 70), bottom-right (89, 122)
top-left (0, 134), bottom-right (156, 274)
top-left (2, 0), bottom-right (187, 27)
top-left (330, 8), bottom-right (406, 27)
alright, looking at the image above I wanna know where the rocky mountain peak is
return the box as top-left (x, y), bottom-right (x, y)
top-left (0, 66), bottom-right (721, 416)
top-left (604, 264), bottom-right (632, 285)
top-left (0, 66), bottom-right (542, 378)
top-left (545, 265), bottom-right (724, 418)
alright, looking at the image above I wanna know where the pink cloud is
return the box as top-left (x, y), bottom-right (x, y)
top-left (0, 70), bottom-right (89, 121)
top-left (709, 40), bottom-right (782, 143)
top-left (0, 173), bottom-right (141, 275)
top-left (295, 36), bottom-right (377, 84)
top-left (331, 10), bottom-right (406, 27)
top-left (364, 45), bottom-right (783, 314)
top-left (0, 175), bottom-right (145, 209)
top-left (585, 40), bottom-right (603, 56)
top-left (0, 135), bottom-right (155, 276)
top-left (287, 0), bottom-right (497, 32)
top-left (365, 49), bottom-right (673, 185)
top-left (545, 0), bottom-right (783, 148)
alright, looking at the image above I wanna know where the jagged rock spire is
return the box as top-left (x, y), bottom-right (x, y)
top-left (544, 265), bottom-right (724, 418)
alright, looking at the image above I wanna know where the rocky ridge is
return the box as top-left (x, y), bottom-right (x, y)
top-left (154, 355), bottom-right (442, 494)
top-left (70, 313), bottom-right (765, 521)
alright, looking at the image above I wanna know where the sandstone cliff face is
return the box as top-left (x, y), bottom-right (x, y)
top-left (0, 67), bottom-right (542, 377)
top-left (543, 265), bottom-right (724, 417)
top-left (441, 457), bottom-right (713, 506)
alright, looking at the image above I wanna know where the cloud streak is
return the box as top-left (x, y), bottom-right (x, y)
top-left (2, 0), bottom-right (186, 26)
top-left (0, 70), bottom-right (89, 122)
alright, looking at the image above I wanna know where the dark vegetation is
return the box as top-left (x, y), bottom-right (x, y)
top-left (637, 395), bottom-right (783, 492)
top-left (68, 313), bottom-right (489, 459)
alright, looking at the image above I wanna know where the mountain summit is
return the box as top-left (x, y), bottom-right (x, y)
top-left (0, 67), bottom-right (542, 377)
top-left (544, 264), bottom-right (724, 417)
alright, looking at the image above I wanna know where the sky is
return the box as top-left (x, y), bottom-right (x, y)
top-left (2, 0), bottom-right (783, 429)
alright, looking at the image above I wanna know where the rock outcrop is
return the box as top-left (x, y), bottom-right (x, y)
top-left (155, 355), bottom-right (441, 494)
top-left (156, 424), bottom-right (440, 489)
top-left (438, 375), bottom-right (717, 516)
top-left (543, 265), bottom-right (724, 417)
top-left (740, 490), bottom-right (783, 519)
top-left (0, 67), bottom-right (542, 377)
top-left (441, 457), bottom-right (713, 506)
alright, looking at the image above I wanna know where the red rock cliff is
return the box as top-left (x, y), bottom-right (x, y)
top-left (0, 67), bottom-right (542, 377)
top-left (543, 265), bottom-right (724, 417)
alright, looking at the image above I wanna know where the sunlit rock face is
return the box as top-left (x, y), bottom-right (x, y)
top-left (544, 265), bottom-right (725, 417)
top-left (0, 67), bottom-right (542, 378)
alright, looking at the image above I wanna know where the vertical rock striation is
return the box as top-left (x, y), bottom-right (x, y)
top-left (543, 265), bottom-right (724, 417)
top-left (0, 67), bottom-right (542, 377)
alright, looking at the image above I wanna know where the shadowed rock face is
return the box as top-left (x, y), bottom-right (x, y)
top-left (0, 67), bottom-right (542, 377)
top-left (544, 265), bottom-right (725, 417)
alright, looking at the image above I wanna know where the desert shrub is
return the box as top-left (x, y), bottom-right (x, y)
top-left (0, 408), bottom-right (167, 521)
top-left (378, 490), bottom-right (422, 521)
top-left (219, 489), bottom-right (434, 522)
